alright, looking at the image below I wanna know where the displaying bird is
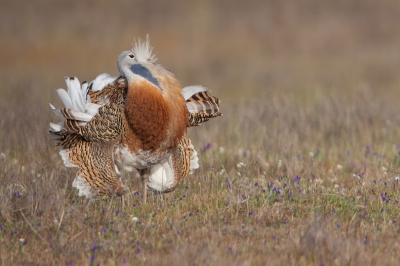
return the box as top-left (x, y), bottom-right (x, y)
top-left (49, 36), bottom-right (222, 201)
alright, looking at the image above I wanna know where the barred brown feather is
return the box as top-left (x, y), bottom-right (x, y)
top-left (88, 77), bottom-right (127, 105)
top-left (186, 90), bottom-right (222, 126)
top-left (63, 137), bottom-right (125, 197)
top-left (172, 137), bottom-right (195, 181)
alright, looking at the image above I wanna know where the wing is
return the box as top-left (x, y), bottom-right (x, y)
top-left (61, 138), bottom-right (125, 198)
top-left (49, 75), bottom-right (127, 199)
top-left (146, 136), bottom-right (199, 193)
top-left (182, 85), bottom-right (222, 126)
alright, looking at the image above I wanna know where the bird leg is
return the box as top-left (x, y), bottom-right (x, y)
top-left (141, 168), bottom-right (150, 204)
top-left (121, 195), bottom-right (125, 209)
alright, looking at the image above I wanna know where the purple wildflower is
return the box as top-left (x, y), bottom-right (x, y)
top-left (272, 187), bottom-right (281, 194)
top-left (249, 211), bottom-right (254, 216)
top-left (365, 146), bottom-right (370, 157)
top-left (116, 209), bottom-right (120, 215)
top-left (293, 176), bottom-right (300, 183)
top-left (14, 192), bottom-right (20, 198)
top-left (137, 248), bottom-right (141, 254)
top-left (202, 143), bottom-right (212, 152)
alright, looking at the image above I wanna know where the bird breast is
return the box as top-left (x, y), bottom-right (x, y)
top-left (122, 79), bottom-right (188, 160)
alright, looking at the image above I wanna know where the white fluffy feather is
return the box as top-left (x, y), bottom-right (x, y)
top-left (91, 73), bottom-right (117, 91)
top-left (85, 103), bottom-right (103, 116)
top-left (82, 81), bottom-right (89, 98)
top-left (147, 157), bottom-right (175, 192)
top-left (49, 103), bottom-right (64, 119)
top-left (132, 35), bottom-right (158, 63)
top-left (188, 143), bottom-right (199, 171)
top-left (49, 122), bottom-right (63, 132)
top-left (146, 139), bottom-right (199, 191)
top-left (65, 77), bottom-right (85, 112)
top-left (181, 85), bottom-right (209, 100)
top-left (55, 88), bottom-right (73, 109)
top-left (59, 149), bottom-right (77, 168)
top-left (67, 109), bottom-right (93, 122)
top-left (114, 145), bottom-right (151, 172)
top-left (72, 174), bottom-right (96, 199)
top-left (49, 75), bottom-right (112, 130)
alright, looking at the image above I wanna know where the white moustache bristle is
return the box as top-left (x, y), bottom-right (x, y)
top-left (132, 35), bottom-right (158, 63)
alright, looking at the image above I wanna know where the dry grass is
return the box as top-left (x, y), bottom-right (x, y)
top-left (2, 0), bottom-right (400, 265)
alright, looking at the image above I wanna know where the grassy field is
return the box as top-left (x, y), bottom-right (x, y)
top-left (2, 0), bottom-right (400, 265)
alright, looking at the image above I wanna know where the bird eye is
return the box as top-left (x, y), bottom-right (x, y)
top-left (128, 54), bottom-right (135, 59)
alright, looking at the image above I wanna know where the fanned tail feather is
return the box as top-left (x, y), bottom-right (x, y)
top-left (91, 73), bottom-right (117, 92)
top-left (182, 85), bottom-right (222, 126)
top-left (49, 76), bottom-right (106, 140)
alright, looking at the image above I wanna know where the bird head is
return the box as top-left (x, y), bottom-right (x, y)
top-left (117, 35), bottom-right (162, 90)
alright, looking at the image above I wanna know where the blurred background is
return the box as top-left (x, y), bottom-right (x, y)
top-left (1, 0), bottom-right (400, 157)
